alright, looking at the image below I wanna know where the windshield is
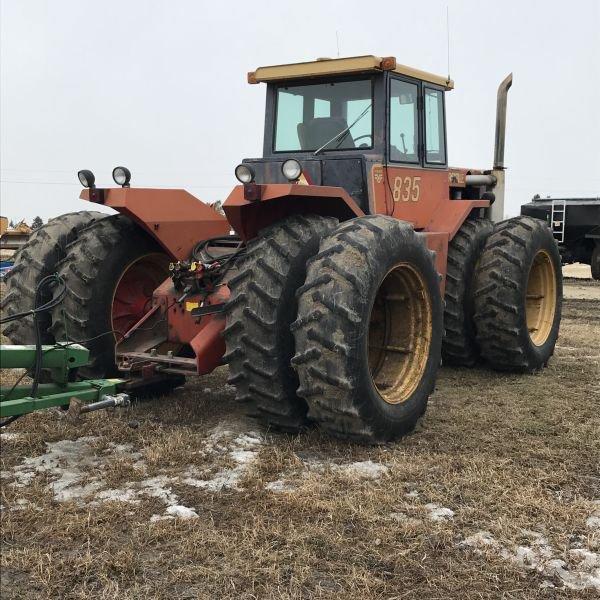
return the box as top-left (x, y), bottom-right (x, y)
top-left (274, 78), bottom-right (373, 153)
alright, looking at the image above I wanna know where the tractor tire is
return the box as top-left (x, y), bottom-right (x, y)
top-left (292, 216), bottom-right (443, 444)
top-left (49, 214), bottom-right (171, 380)
top-left (442, 217), bottom-right (493, 366)
top-left (1, 211), bottom-right (107, 344)
top-left (591, 243), bottom-right (600, 281)
top-left (223, 214), bottom-right (338, 432)
top-left (473, 216), bottom-right (562, 372)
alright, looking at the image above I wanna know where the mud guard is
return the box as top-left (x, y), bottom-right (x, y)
top-left (223, 183), bottom-right (364, 241)
top-left (81, 188), bottom-right (231, 260)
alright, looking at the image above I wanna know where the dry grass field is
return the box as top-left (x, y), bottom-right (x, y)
top-left (1, 270), bottom-right (598, 599)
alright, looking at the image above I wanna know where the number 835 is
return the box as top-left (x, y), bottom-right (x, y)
top-left (392, 176), bottom-right (421, 202)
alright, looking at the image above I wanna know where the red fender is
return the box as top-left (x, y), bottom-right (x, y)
top-left (223, 183), bottom-right (364, 241)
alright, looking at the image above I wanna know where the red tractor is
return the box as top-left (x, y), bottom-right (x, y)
top-left (2, 55), bottom-right (562, 443)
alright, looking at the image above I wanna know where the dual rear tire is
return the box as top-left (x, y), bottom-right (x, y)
top-left (226, 214), bottom-right (443, 443)
top-left (473, 216), bottom-right (562, 372)
top-left (226, 214), bottom-right (562, 442)
top-left (2, 211), bottom-right (175, 391)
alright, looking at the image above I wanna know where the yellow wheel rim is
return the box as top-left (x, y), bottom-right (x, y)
top-left (368, 263), bottom-right (432, 405)
top-left (526, 249), bottom-right (556, 346)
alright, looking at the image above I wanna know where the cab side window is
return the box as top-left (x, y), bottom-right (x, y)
top-left (389, 79), bottom-right (419, 163)
top-left (424, 88), bottom-right (446, 164)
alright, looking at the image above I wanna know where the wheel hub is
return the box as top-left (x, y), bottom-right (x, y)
top-left (368, 263), bottom-right (433, 404)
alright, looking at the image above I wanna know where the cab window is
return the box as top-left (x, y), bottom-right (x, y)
top-left (389, 79), bottom-right (419, 163)
top-left (274, 79), bottom-right (373, 153)
top-left (424, 88), bottom-right (446, 164)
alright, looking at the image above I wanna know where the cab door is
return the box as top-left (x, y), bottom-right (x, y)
top-left (370, 74), bottom-right (449, 229)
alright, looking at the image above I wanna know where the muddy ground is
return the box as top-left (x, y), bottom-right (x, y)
top-left (0, 271), bottom-right (598, 599)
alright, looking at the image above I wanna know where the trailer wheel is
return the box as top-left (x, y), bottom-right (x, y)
top-left (292, 216), bottom-right (442, 443)
top-left (473, 216), bottom-right (562, 372)
top-left (49, 214), bottom-right (171, 380)
top-left (1, 211), bottom-right (107, 344)
top-left (442, 217), bottom-right (493, 366)
top-left (224, 214), bottom-right (338, 432)
top-left (591, 243), bottom-right (600, 280)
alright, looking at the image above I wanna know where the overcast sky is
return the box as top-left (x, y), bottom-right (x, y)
top-left (1, 0), bottom-right (599, 223)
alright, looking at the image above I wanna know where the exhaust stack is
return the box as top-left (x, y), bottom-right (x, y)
top-left (489, 73), bottom-right (513, 222)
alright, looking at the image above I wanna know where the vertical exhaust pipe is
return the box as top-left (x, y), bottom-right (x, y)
top-left (494, 73), bottom-right (513, 169)
top-left (489, 73), bottom-right (513, 222)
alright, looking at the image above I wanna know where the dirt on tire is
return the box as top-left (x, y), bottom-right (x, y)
top-left (474, 216), bottom-right (562, 372)
top-left (1, 211), bottom-right (107, 344)
top-left (292, 215), bottom-right (443, 443)
top-left (442, 216), bottom-right (493, 366)
top-left (224, 214), bottom-right (338, 432)
top-left (49, 214), bottom-right (170, 379)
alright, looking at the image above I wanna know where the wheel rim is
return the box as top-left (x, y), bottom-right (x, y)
top-left (526, 249), bottom-right (557, 346)
top-left (368, 263), bottom-right (433, 404)
top-left (111, 253), bottom-right (169, 338)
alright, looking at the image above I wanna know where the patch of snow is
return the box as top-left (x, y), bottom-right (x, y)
top-left (389, 512), bottom-right (422, 526)
top-left (12, 436), bottom-right (102, 501)
top-left (181, 430), bottom-right (263, 491)
top-left (460, 530), bottom-right (600, 591)
top-left (587, 516), bottom-right (600, 530)
top-left (152, 504), bottom-right (199, 521)
top-left (106, 442), bottom-right (143, 460)
top-left (11, 498), bottom-right (34, 511)
top-left (425, 503), bottom-right (454, 521)
top-left (165, 504), bottom-right (198, 519)
top-left (0, 432), bottom-right (22, 441)
top-left (462, 530), bottom-right (496, 548)
top-left (202, 388), bottom-right (212, 394)
top-left (335, 460), bottom-right (388, 480)
top-left (586, 501), bottom-right (600, 530)
top-left (138, 476), bottom-right (178, 505)
top-left (265, 479), bottom-right (296, 493)
top-left (6, 435), bottom-right (204, 521)
top-left (405, 490), bottom-right (420, 499)
top-left (95, 488), bottom-right (140, 504)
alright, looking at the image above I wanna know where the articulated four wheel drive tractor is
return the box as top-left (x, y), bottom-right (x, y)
top-left (1, 55), bottom-right (562, 443)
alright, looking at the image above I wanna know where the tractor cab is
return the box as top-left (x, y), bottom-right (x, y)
top-left (236, 55), bottom-right (454, 214)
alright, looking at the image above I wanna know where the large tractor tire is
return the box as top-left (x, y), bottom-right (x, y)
top-left (591, 243), bottom-right (600, 281)
top-left (473, 216), bottom-right (562, 372)
top-left (224, 214), bottom-right (338, 432)
top-left (442, 217), bottom-right (493, 366)
top-left (292, 216), bottom-right (443, 444)
top-left (49, 214), bottom-right (171, 380)
top-left (1, 211), bottom-right (107, 344)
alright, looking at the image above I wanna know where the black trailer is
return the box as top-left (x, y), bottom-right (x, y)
top-left (521, 196), bottom-right (600, 280)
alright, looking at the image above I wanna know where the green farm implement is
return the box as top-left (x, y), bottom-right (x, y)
top-left (0, 344), bottom-right (128, 420)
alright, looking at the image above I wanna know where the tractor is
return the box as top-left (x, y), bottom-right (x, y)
top-left (1, 55), bottom-right (562, 443)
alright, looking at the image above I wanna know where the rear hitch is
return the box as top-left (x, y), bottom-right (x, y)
top-left (68, 393), bottom-right (130, 421)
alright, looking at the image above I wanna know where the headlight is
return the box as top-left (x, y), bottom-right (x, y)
top-left (235, 164), bottom-right (255, 184)
top-left (281, 159), bottom-right (302, 181)
top-left (112, 166), bottom-right (131, 187)
top-left (77, 169), bottom-right (95, 188)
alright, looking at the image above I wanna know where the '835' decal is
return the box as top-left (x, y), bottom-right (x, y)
top-left (392, 176), bottom-right (421, 202)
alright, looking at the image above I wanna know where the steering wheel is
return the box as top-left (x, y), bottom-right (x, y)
top-left (353, 134), bottom-right (372, 146)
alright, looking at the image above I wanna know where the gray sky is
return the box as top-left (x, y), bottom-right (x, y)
top-left (1, 0), bottom-right (599, 223)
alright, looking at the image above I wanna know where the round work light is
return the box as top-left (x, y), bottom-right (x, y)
top-left (281, 159), bottom-right (302, 181)
top-left (77, 170), bottom-right (96, 188)
top-left (112, 166), bottom-right (132, 187)
top-left (234, 164), bottom-right (255, 184)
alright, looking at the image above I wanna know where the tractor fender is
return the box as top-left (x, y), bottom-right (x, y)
top-left (81, 188), bottom-right (231, 260)
top-left (223, 183), bottom-right (364, 241)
